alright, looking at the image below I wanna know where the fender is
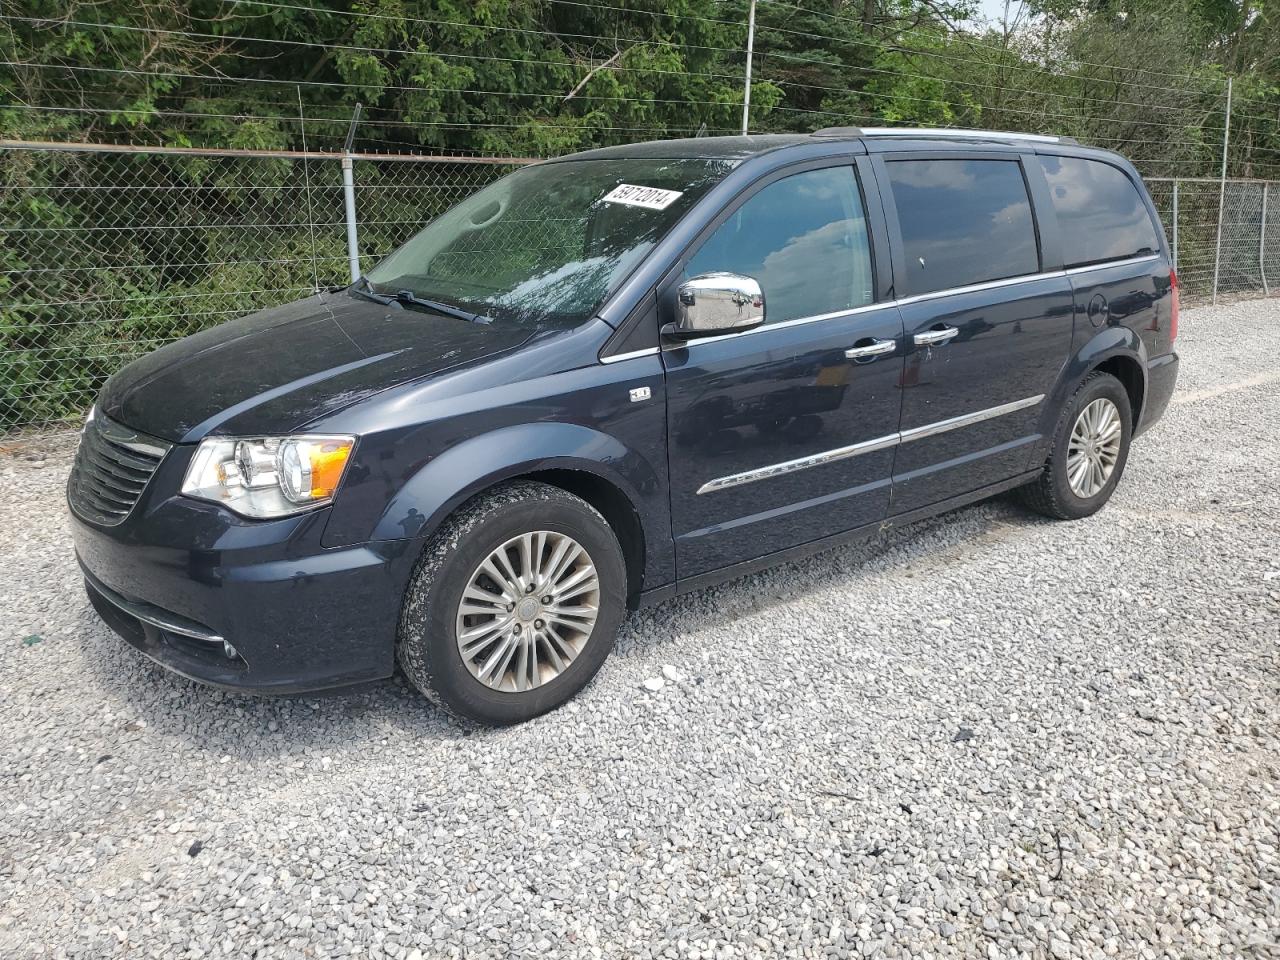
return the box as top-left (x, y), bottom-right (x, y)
top-left (1028, 323), bottom-right (1149, 466)
top-left (364, 422), bottom-right (674, 592)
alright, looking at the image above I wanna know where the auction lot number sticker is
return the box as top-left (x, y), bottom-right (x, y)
top-left (601, 183), bottom-right (684, 210)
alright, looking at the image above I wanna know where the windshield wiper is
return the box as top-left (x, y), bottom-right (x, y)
top-left (393, 290), bottom-right (492, 325)
top-left (348, 275), bottom-right (393, 305)
top-left (348, 277), bottom-right (490, 324)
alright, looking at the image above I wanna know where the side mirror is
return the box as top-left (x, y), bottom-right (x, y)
top-left (664, 273), bottom-right (765, 340)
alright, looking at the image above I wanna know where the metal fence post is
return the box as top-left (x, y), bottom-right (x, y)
top-left (1211, 77), bottom-right (1232, 305)
top-left (1262, 182), bottom-right (1271, 296)
top-left (342, 103), bottom-right (363, 282)
top-left (1170, 180), bottom-right (1179, 269)
top-left (741, 0), bottom-right (756, 135)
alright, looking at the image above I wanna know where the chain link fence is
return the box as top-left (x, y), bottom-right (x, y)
top-left (1, 141), bottom-right (1278, 436)
top-left (1146, 177), bottom-right (1278, 300)
top-left (0, 143), bottom-right (525, 434)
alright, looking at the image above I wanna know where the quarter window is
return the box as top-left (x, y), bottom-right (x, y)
top-left (1038, 155), bottom-right (1160, 268)
top-left (886, 159), bottom-right (1039, 296)
top-left (684, 166), bottom-right (874, 325)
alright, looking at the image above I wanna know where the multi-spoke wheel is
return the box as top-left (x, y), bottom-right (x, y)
top-left (397, 481), bottom-right (626, 725)
top-left (1018, 371), bottom-right (1132, 520)
top-left (455, 531), bottom-right (600, 693)
top-left (1066, 397), bottom-right (1123, 499)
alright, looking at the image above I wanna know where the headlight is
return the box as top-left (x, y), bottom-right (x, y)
top-left (181, 435), bottom-right (355, 519)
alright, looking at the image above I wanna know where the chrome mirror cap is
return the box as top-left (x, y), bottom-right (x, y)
top-left (668, 272), bottom-right (765, 339)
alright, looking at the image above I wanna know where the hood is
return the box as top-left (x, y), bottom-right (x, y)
top-left (99, 292), bottom-right (535, 442)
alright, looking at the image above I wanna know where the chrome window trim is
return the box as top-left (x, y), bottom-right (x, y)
top-left (893, 271), bottom-right (1066, 308)
top-left (608, 254), bottom-right (1164, 361)
top-left (600, 346), bottom-right (660, 364)
top-left (1063, 253), bottom-right (1160, 275)
top-left (696, 394), bottom-right (1044, 494)
top-left (669, 300), bottom-right (886, 348)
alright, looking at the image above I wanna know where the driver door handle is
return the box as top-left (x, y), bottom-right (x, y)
top-left (913, 325), bottom-right (960, 346)
top-left (844, 338), bottom-right (897, 360)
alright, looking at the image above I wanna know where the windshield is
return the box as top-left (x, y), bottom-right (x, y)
top-left (364, 158), bottom-right (733, 327)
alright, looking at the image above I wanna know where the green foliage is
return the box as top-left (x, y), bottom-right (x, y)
top-left (0, 0), bottom-right (1277, 429)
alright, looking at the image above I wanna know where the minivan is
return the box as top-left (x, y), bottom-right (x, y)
top-left (69, 127), bottom-right (1180, 724)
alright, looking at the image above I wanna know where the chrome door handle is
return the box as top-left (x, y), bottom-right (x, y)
top-left (913, 326), bottom-right (959, 346)
top-left (844, 339), bottom-right (897, 360)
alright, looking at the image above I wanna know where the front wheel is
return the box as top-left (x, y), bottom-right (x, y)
top-left (1017, 372), bottom-right (1132, 520)
top-left (397, 481), bottom-right (627, 725)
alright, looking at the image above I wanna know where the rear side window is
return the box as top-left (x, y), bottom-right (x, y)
top-left (1038, 155), bottom-right (1160, 267)
top-left (885, 158), bottom-right (1039, 296)
top-left (684, 166), bottom-right (874, 325)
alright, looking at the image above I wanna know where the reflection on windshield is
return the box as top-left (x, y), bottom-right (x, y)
top-left (365, 158), bottom-right (733, 327)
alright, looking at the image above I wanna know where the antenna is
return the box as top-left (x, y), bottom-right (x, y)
top-left (297, 86), bottom-right (321, 295)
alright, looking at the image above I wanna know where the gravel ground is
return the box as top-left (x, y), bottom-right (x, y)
top-left (2, 299), bottom-right (1278, 960)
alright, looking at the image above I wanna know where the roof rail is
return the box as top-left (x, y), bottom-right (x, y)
top-left (809, 126), bottom-right (864, 137)
top-left (812, 126), bottom-right (1077, 145)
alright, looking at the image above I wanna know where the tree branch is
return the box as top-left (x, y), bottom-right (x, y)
top-left (562, 47), bottom-right (625, 103)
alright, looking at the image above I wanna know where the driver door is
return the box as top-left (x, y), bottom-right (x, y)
top-left (661, 162), bottom-right (905, 578)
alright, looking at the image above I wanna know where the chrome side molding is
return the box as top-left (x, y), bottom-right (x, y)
top-left (897, 394), bottom-right (1044, 443)
top-left (696, 394), bottom-right (1044, 494)
top-left (697, 434), bottom-right (901, 494)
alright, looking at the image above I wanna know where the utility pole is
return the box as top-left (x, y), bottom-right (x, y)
top-left (741, 0), bottom-right (757, 136)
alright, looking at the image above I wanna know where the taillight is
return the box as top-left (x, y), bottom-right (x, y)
top-left (1169, 267), bottom-right (1179, 342)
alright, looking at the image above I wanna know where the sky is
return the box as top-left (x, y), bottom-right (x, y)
top-left (970, 0), bottom-right (1032, 32)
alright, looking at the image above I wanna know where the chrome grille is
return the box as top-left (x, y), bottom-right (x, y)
top-left (68, 413), bottom-right (171, 526)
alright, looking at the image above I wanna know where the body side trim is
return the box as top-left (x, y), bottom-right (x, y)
top-left (697, 433), bottom-right (900, 494)
top-left (897, 394), bottom-right (1044, 443)
top-left (696, 394), bottom-right (1044, 494)
top-left (638, 469), bottom-right (1043, 607)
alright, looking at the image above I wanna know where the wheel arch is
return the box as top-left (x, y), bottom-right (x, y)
top-left (1032, 326), bottom-right (1149, 464)
top-left (517, 468), bottom-right (647, 608)
top-left (1091, 354), bottom-right (1145, 428)
top-left (367, 422), bottom-right (669, 605)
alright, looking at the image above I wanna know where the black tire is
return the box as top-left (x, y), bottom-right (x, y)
top-left (396, 481), bottom-right (627, 725)
top-left (1017, 371), bottom-right (1133, 520)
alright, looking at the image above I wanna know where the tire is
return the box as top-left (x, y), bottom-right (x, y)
top-left (396, 481), bottom-right (627, 725)
top-left (1017, 371), bottom-right (1133, 521)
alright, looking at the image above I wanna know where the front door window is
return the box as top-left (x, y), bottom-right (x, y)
top-left (684, 166), bottom-right (874, 326)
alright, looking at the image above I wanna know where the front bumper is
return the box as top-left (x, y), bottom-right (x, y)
top-left (71, 488), bottom-right (416, 694)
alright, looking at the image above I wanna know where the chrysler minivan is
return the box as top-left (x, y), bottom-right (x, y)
top-left (69, 127), bottom-right (1179, 723)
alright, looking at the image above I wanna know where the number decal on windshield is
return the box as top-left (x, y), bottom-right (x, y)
top-left (601, 183), bottom-right (684, 210)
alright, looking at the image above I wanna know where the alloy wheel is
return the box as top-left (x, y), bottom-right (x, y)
top-left (455, 531), bottom-right (600, 693)
top-left (1066, 397), bottom-right (1122, 499)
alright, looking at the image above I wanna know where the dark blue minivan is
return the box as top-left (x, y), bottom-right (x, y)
top-left (69, 127), bottom-right (1180, 723)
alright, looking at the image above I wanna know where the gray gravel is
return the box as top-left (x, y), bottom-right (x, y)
top-left (2, 299), bottom-right (1279, 959)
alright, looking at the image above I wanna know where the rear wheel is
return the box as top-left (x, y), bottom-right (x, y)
top-left (1017, 372), bottom-right (1132, 520)
top-left (397, 481), bottom-right (626, 724)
